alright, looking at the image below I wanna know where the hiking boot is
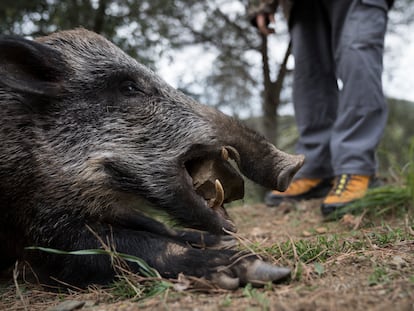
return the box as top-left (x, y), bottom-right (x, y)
top-left (265, 178), bottom-right (333, 207)
top-left (321, 174), bottom-right (380, 218)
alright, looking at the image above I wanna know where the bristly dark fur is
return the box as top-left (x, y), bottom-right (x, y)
top-left (0, 28), bottom-right (302, 289)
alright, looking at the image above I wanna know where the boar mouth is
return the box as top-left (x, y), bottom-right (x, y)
top-left (184, 146), bottom-right (244, 233)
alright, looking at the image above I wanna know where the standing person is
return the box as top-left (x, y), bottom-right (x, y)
top-left (249, 0), bottom-right (392, 217)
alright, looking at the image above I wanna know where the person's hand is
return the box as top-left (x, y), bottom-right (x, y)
top-left (256, 13), bottom-right (276, 35)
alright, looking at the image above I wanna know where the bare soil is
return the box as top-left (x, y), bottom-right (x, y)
top-left (1, 199), bottom-right (413, 311)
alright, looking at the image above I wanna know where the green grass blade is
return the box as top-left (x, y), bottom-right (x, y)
top-left (25, 246), bottom-right (160, 278)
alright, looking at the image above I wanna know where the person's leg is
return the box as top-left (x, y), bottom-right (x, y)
top-left (265, 0), bottom-right (337, 206)
top-left (290, 0), bottom-right (338, 179)
top-left (321, 0), bottom-right (390, 217)
top-left (330, 0), bottom-right (389, 176)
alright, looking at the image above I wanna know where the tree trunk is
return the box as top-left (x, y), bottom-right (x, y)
top-left (93, 0), bottom-right (108, 34)
top-left (260, 36), bottom-right (292, 145)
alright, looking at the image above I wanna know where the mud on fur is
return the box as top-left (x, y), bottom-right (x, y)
top-left (0, 28), bottom-right (304, 289)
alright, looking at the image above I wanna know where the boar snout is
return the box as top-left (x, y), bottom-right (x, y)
top-left (274, 152), bottom-right (305, 191)
top-left (172, 107), bottom-right (304, 234)
top-left (245, 147), bottom-right (305, 191)
top-left (202, 107), bottom-right (305, 193)
top-left (223, 143), bottom-right (304, 192)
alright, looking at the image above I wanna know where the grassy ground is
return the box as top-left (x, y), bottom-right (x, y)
top-left (1, 195), bottom-right (413, 311)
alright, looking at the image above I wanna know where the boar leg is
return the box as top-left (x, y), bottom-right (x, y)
top-left (26, 225), bottom-right (288, 289)
top-left (109, 211), bottom-right (235, 249)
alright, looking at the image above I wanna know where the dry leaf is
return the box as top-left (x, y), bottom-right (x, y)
top-left (315, 227), bottom-right (328, 234)
top-left (302, 230), bottom-right (312, 237)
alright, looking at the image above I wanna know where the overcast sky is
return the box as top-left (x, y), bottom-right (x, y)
top-left (384, 33), bottom-right (414, 102)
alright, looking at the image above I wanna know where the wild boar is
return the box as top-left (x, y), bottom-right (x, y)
top-left (0, 28), bottom-right (304, 289)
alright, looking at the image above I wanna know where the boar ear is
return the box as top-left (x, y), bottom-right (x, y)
top-left (0, 36), bottom-right (66, 97)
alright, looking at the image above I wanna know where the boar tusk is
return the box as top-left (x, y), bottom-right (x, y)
top-left (212, 179), bottom-right (225, 209)
top-left (224, 146), bottom-right (241, 167)
top-left (221, 146), bottom-right (229, 161)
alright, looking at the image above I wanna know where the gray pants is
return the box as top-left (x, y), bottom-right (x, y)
top-left (290, 0), bottom-right (389, 179)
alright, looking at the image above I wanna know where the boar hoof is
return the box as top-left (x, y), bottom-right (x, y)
top-left (211, 258), bottom-right (291, 289)
top-left (244, 260), bottom-right (291, 287)
top-left (211, 272), bottom-right (240, 290)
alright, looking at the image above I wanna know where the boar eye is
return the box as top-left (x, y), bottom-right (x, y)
top-left (119, 80), bottom-right (145, 97)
